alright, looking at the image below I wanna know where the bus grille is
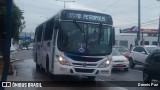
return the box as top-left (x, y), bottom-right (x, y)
top-left (74, 68), bottom-right (94, 73)
top-left (113, 61), bottom-right (124, 62)
top-left (66, 55), bottom-right (102, 62)
top-left (72, 63), bottom-right (97, 67)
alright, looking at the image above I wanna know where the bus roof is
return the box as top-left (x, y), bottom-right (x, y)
top-left (36, 9), bottom-right (113, 28)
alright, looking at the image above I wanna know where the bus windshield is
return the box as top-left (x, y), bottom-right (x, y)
top-left (57, 21), bottom-right (112, 56)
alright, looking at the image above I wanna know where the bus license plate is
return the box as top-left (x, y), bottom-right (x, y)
top-left (116, 64), bottom-right (123, 66)
top-left (101, 70), bottom-right (109, 74)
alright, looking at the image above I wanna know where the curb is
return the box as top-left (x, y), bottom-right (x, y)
top-left (10, 59), bottom-right (24, 63)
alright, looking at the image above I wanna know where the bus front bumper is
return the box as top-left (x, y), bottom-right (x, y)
top-left (52, 62), bottom-right (111, 77)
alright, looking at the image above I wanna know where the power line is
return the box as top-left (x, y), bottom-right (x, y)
top-left (103, 0), bottom-right (121, 11)
top-left (110, 1), bottom-right (157, 16)
top-left (115, 18), bottom-right (159, 28)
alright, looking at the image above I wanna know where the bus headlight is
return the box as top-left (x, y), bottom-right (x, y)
top-left (56, 55), bottom-right (70, 66)
top-left (99, 60), bottom-right (111, 68)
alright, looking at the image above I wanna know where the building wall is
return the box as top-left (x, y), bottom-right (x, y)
top-left (115, 34), bottom-right (158, 48)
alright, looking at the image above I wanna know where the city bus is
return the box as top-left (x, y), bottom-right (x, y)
top-left (33, 9), bottom-right (115, 80)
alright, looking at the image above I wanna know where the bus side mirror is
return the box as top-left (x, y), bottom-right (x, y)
top-left (112, 27), bottom-right (115, 46)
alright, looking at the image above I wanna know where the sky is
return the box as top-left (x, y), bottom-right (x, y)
top-left (14, 0), bottom-right (160, 34)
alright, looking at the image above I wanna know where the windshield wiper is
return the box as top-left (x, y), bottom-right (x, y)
top-left (73, 20), bottom-right (84, 33)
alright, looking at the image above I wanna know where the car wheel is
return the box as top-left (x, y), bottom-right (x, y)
top-left (124, 68), bottom-right (128, 71)
top-left (129, 58), bottom-right (135, 68)
top-left (143, 70), bottom-right (152, 83)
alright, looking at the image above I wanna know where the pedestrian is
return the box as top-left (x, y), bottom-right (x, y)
top-left (130, 44), bottom-right (133, 50)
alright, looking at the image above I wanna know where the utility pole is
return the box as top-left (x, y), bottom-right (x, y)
top-left (158, 16), bottom-right (160, 46)
top-left (1, 0), bottom-right (12, 90)
top-left (55, 0), bottom-right (75, 8)
top-left (136, 0), bottom-right (141, 46)
top-left (157, 0), bottom-right (160, 46)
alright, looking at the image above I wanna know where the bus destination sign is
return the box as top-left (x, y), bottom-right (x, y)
top-left (61, 10), bottom-right (112, 24)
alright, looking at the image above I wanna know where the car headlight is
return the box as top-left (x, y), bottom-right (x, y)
top-left (99, 60), bottom-right (111, 68)
top-left (56, 55), bottom-right (70, 66)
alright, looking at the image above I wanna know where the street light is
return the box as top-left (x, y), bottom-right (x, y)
top-left (55, 0), bottom-right (75, 8)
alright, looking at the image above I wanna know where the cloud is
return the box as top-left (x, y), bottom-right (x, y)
top-left (66, 2), bottom-right (98, 11)
top-left (14, 0), bottom-right (160, 33)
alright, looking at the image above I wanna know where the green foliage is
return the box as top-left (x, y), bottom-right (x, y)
top-left (0, 2), bottom-right (25, 42)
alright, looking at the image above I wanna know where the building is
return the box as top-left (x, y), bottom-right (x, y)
top-left (115, 33), bottom-right (158, 48)
top-left (19, 32), bottom-right (35, 44)
top-left (18, 32), bottom-right (35, 48)
top-left (116, 26), bottom-right (160, 48)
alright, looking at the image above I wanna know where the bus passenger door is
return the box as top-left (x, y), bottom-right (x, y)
top-left (51, 19), bottom-right (58, 71)
top-left (51, 28), bottom-right (57, 71)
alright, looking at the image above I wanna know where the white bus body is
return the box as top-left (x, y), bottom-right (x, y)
top-left (33, 9), bottom-right (115, 79)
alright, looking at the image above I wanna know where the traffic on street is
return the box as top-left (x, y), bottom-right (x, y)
top-left (1, 0), bottom-right (160, 90)
top-left (6, 49), bottom-right (160, 90)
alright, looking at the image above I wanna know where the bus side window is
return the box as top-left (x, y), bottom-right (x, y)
top-left (44, 22), bottom-right (50, 41)
top-left (37, 26), bottom-right (43, 42)
top-left (48, 19), bottom-right (54, 40)
top-left (34, 29), bottom-right (37, 42)
top-left (36, 27), bottom-right (39, 42)
top-left (44, 19), bottom-right (54, 41)
top-left (53, 19), bottom-right (58, 46)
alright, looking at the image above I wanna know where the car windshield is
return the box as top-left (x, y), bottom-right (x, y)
top-left (145, 46), bottom-right (160, 53)
top-left (114, 47), bottom-right (129, 52)
top-left (57, 21), bottom-right (112, 56)
top-left (112, 48), bottom-right (122, 56)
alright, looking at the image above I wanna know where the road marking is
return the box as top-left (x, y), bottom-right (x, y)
top-left (96, 79), bottom-right (128, 90)
top-left (129, 69), bottom-right (142, 73)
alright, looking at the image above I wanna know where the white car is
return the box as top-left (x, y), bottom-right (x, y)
top-left (112, 48), bottom-right (129, 71)
top-left (22, 47), bottom-right (27, 50)
top-left (28, 46), bottom-right (33, 50)
top-left (129, 45), bottom-right (160, 68)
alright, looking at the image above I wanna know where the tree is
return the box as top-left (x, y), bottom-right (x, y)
top-left (0, 2), bottom-right (25, 42)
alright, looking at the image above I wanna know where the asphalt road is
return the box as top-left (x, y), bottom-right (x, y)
top-left (11, 49), bottom-right (33, 60)
top-left (6, 50), bottom-right (160, 90)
